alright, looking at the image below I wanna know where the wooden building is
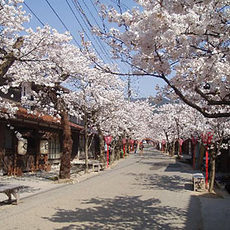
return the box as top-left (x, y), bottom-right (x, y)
top-left (0, 83), bottom-right (99, 175)
top-left (0, 107), bottom-right (84, 175)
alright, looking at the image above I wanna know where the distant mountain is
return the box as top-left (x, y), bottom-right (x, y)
top-left (130, 96), bottom-right (171, 107)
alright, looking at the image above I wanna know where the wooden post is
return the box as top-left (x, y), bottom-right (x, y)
top-left (14, 138), bottom-right (17, 176)
top-left (106, 144), bottom-right (109, 168)
top-left (123, 144), bottom-right (125, 157)
top-left (205, 147), bottom-right (209, 188)
top-left (35, 132), bottom-right (40, 171)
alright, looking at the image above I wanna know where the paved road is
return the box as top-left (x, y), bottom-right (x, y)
top-left (0, 147), bottom-right (202, 229)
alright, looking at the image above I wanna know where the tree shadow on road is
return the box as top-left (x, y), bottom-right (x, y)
top-left (137, 151), bottom-right (171, 161)
top-left (165, 162), bottom-right (194, 174)
top-left (139, 158), bottom-right (194, 174)
top-left (43, 195), bottom-right (187, 230)
top-left (127, 173), bottom-right (192, 192)
top-left (139, 161), bottom-right (174, 171)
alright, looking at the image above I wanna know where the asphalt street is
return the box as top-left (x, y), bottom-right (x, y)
top-left (0, 147), bottom-right (205, 229)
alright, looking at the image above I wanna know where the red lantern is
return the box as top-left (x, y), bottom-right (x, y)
top-left (129, 139), bottom-right (134, 151)
top-left (129, 139), bottom-right (134, 144)
top-left (161, 139), bottom-right (166, 152)
top-left (122, 138), bottom-right (126, 144)
top-left (105, 136), bottom-right (112, 145)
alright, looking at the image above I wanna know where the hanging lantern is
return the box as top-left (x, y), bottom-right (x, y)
top-left (104, 136), bottom-right (112, 145)
top-left (122, 138), bottom-right (126, 145)
top-left (40, 140), bottom-right (49, 154)
top-left (17, 138), bottom-right (27, 155)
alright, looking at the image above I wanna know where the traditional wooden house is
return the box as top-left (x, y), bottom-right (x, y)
top-left (0, 106), bottom-right (85, 175)
top-left (0, 83), bottom-right (99, 175)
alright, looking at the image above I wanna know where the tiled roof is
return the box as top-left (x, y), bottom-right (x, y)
top-left (16, 107), bottom-right (83, 130)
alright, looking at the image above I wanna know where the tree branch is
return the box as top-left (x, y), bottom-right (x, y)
top-left (161, 74), bottom-right (230, 118)
top-left (195, 87), bottom-right (230, 105)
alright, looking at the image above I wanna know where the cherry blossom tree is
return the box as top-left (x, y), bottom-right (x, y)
top-left (151, 101), bottom-right (230, 192)
top-left (63, 66), bottom-right (125, 172)
top-left (204, 117), bottom-right (230, 191)
top-left (0, 0), bottom-right (29, 116)
top-left (100, 98), bottom-right (154, 158)
top-left (0, 0), bottom-right (92, 178)
top-left (94, 0), bottom-right (230, 118)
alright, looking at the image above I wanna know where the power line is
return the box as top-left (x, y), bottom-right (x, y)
top-left (23, 1), bottom-right (45, 26)
top-left (44, 0), bottom-right (81, 48)
top-left (82, 0), bottom-right (102, 30)
top-left (110, 0), bottom-right (131, 11)
top-left (75, 0), bottom-right (127, 66)
top-left (65, 0), bottom-right (106, 62)
top-left (25, 0), bottom-right (131, 76)
top-left (89, 0), bottom-right (105, 29)
top-left (79, 0), bottom-right (117, 64)
top-left (78, 1), bottom-right (134, 92)
top-left (86, 0), bottom-right (132, 71)
top-left (89, 0), bottom-right (108, 33)
top-left (71, 0), bottom-right (113, 63)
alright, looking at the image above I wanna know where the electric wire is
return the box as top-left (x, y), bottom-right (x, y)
top-left (23, 0), bottom-right (134, 95)
top-left (82, 0), bottom-right (102, 30)
top-left (23, 1), bottom-right (45, 26)
top-left (65, 0), bottom-right (107, 62)
top-left (109, 0), bottom-right (131, 11)
top-left (79, 0), bottom-right (117, 64)
top-left (24, 0), bottom-right (132, 80)
top-left (87, 0), bottom-right (132, 71)
top-left (89, 0), bottom-right (108, 33)
top-left (71, 0), bottom-right (113, 63)
top-left (75, 0), bottom-right (125, 66)
top-left (89, 0), bottom-right (105, 28)
top-left (44, 0), bottom-right (82, 48)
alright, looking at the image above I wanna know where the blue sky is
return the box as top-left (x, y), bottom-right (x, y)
top-left (22, 0), bottom-right (164, 98)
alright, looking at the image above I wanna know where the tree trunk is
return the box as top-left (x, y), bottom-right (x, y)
top-left (164, 130), bottom-right (169, 154)
top-left (0, 37), bottom-right (24, 79)
top-left (209, 140), bottom-right (222, 193)
top-left (170, 140), bottom-right (175, 157)
top-left (114, 139), bottom-right (121, 160)
top-left (97, 126), bottom-right (106, 163)
top-left (0, 54), bottom-right (16, 79)
top-left (84, 118), bottom-right (89, 173)
top-left (110, 141), bottom-right (116, 164)
top-left (59, 110), bottom-right (73, 179)
top-left (209, 154), bottom-right (215, 192)
top-left (126, 139), bottom-right (130, 155)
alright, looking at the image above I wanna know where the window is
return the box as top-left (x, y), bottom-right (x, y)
top-left (48, 137), bottom-right (61, 160)
top-left (21, 82), bottom-right (32, 98)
